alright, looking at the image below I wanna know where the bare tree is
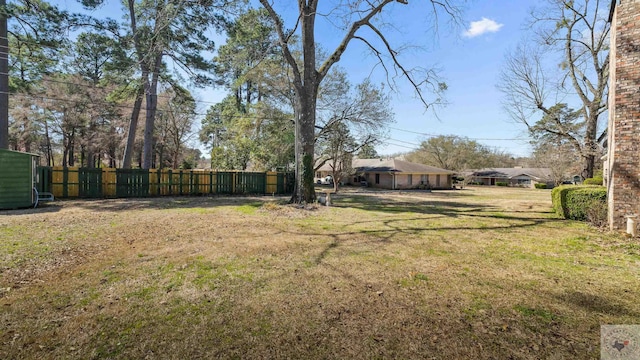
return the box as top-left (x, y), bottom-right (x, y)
top-left (405, 135), bottom-right (515, 171)
top-left (498, 0), bottom-right (610, 179)
top-left (532, 141), bottom-right (579, 185)
top-left (258, 0), bottom-right (459, 203)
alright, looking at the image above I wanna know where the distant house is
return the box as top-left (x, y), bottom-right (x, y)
top-left (466, 167), bottom-right (554, 188)
top-left (316, 158), bottom-right (454, 190)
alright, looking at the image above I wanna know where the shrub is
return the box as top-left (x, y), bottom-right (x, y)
top-left (586, 200), bottom-right (608, 228)
top-left (535, 183), bottom-right (547, 189)
top-left (496, 182), bottom-right (508, 187)
top-left (584, 176), bottom-right (603, 185)
top-left (551, 185), bottom-right (572, 217)
top-left (552, 185), bottom-right (606, 221)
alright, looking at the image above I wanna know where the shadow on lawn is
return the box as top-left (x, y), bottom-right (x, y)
top-left (58, 195), bottom-right (288, 213)
top-left (0, 203), bottom-right (63, 216)
top-left (308, 197), bottom-right (557, 265)
top-left (310, 217), bottom-right (551, 265)
top-left (336, 194), bottom-right (554, 221)
top-left (553, 290), bottom-right (639, 318)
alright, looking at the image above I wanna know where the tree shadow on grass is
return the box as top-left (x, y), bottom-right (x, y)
top-left (308, 216), bottom-right (556, 265)
top-left (306, 194), bottom-right (558, 264)
top-left (336, 193), bottom-right (555, 221)
top-left (552, 290), bottom-right (640, 318)
top-left (0, 203), bottom-right (63, 216)
top-left (53, 195), bottom-right (289, 213)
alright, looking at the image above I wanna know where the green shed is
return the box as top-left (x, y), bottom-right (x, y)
top-left (0, 149), bottom-right (39, 209)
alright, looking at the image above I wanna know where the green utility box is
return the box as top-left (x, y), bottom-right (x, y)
top-left (0, 149), bottom-right (39, 209)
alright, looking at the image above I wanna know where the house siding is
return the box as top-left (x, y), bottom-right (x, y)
top-left (368, 173), bottom-right (394, 189)
top-left (607, 0), bottom-right (640, 230)
top-left (395, 174), bottom-right (412, 189)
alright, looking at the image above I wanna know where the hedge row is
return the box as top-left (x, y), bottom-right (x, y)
top-left (551, 185), bottom-right (607, 221)
top-left (584, 175), bottom-right (603, 185)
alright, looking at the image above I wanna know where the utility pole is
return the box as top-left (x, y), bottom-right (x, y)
top-left (0, 0), bottom-right (9, 149)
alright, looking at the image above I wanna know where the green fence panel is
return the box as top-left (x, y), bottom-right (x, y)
top-left (34, 167), bottom-right (292, 199)
top-left (116, 169), bottom-right (150, 197)
top-left (79, 168), bottom-right (103, 198)
top-left (241, 172), bottom-right (265, 194)
top-left (217, 172), bottom-right (233, 194)
top-left (276, 172), bottom-right (294, 194)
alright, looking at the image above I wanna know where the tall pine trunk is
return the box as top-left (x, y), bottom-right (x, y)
top-left (142, 54), bottom-right (162, 169)
top-left (122, 86), bottom-right (144, 168)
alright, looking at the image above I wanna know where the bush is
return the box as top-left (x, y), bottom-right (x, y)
top-left (551, 185), bottom-right (606, 221)
top-left (496, 182), bottom-right (508, 187)
top-left (551, 185), bottom-right (572, 217)
top-left (535, 183), bottom-right (547, 189)
top-left (586, 200), bottom-right (608, 228)
top-left (584, 176), bottom-right (603, 185)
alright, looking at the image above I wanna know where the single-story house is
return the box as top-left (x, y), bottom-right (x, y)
top-left (465, 167), bottom-right (554, 188)
top-left (316, 158), bottom-right (455, 190)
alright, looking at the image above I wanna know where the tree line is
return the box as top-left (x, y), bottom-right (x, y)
top-left (0, 0), bottom-right (610, 202)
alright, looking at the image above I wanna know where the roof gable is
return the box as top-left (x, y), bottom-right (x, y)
top-left (354, 159), bottom-right (454, 174)
top-left (470, 168), bottom-right (552, 181)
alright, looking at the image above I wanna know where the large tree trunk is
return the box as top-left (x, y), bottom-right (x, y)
top-left (581, 154), bottom-right (594, 181)
top-left (142, 54), bottom-right (162, 169)
top-left (44, 120), bottom-right (53, 166)
top-left (292, 1), bottom-right (319, 204)
top-left (581, 109), bottom-right (599, 180)
top-left (122, 86), bottom-right (144, 168)
top-left (297, 91), bottom-right (317, 203)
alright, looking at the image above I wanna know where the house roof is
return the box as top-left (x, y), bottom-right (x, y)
top-left (355, 159), bottom-right (453, 174)
top-left (316, 158), bottom-right (453, 174)
top-left (469, 167), bottom-right (552, 181)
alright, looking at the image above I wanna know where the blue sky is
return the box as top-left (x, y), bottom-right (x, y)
top-left (51, 0), bottom-right (541, 158)
top-left (310, 0), bottom-right (542, 157)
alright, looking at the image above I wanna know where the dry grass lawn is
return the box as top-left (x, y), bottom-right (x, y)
top-left (1, 186), bottom-right (639, 359)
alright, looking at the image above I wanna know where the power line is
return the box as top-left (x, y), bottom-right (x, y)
top-left (379, 140), bottom-right (418, 150)
top-left (389, 126), bottom-right (530, 141)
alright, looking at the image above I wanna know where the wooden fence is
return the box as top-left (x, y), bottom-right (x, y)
top-left (36, 167), bottom-right (294, 199)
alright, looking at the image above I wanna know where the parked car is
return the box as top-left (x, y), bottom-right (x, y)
top-left (316, 175), bottom-right (334, 185)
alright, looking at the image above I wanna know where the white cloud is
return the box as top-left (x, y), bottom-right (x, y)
top-left (463, 18), bottom-right (504, 38)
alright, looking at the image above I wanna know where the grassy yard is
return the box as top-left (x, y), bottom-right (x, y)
top-left (1, 186), bottom-right (639, 359)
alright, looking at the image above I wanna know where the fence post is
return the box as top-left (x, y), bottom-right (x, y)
top-left (189, 170), bottom-right (194, 195)
top-left (62, 167), bottom-right (68, 198)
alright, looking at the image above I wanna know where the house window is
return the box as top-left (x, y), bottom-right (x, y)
top-left (408, 174), bottom-right (412, 185)
top-left (375, 174), bottom-right (380, 184)
top-left (436, 175), bottom-right (441, 187)
top-left (421, 174), bottom-right (427, 184)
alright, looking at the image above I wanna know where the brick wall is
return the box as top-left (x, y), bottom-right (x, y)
top-left (607, 0), bottom-right (640, 230)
